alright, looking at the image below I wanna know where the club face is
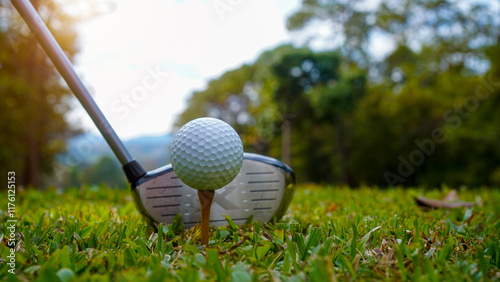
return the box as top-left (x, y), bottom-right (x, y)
top-left (131, 153), bottom-right (295, 229)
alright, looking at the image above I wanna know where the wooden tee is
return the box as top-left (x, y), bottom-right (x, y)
top-left (197, 190), bottom-right (215, 245)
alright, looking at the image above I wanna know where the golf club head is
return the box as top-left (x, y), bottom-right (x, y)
top-left (131, 153), bottom-right (295, 229)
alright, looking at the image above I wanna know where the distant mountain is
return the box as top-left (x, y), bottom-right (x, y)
top-left (61, 133), bottom-right (173, 170)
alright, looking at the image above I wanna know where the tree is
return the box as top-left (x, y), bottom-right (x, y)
top-left (350, 79), bottom-right (448, 186)
top-left (349, 46), bottom-right (500, 187)
top-left (0, 0), bottom-right (108, 187)
top-left (288, 0), bottom-right (500, 187)
top-left (309, 66), bottom-right (366, 185)
top-left (287, 0), bottom-right (500, 73)
top-left (269, 49), bottom-right (341, 166)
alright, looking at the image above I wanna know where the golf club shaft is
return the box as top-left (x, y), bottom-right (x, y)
top-left (12, 0), bottom-right (134, 166)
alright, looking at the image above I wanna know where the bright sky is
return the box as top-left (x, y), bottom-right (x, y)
top-left (72, 0), bottom-right (301, 140)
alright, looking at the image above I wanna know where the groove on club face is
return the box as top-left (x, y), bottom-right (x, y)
top-left (131, 153), bottom-right (295, 228)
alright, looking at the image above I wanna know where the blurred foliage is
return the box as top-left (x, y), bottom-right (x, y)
top-left (0, 0), bottom-right (114, 188)
top-left (59, 156), bottom-right (126, 189)
top-left (177, 0), bottom-right (500, 187)
top-left (0, 0), bottom-right (81, 187)
top-left (287, 0), bottom-right (499, 72)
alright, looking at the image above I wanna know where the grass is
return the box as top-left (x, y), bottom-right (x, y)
top-left (1, 184), bottom-right (499, 281)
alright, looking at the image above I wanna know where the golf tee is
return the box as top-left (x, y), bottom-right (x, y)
top-left (198, 190), bottom-right (215, 245)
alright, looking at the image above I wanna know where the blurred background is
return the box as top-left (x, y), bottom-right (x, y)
top-left (1, 0), bottom-right (499, 189)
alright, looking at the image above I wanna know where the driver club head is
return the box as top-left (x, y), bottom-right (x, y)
top-left (132, 153), bottom-right (295, 228)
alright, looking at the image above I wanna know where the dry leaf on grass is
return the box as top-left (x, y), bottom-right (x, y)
top-left (414, 190), bottom-right (477, 209)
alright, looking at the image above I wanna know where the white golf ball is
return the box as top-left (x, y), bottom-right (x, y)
top-left (170, 117), bottom-right (244, 190)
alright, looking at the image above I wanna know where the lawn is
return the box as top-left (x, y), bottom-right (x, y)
top-left (1, 185), bottom-right (499, 281)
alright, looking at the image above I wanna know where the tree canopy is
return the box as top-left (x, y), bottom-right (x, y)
top-left (0, 0), bottom-right (83, 187)
top-left (176, 0), bottom-right (500, 187)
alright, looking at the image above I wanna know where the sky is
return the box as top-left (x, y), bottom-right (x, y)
top-left (71, 0), bottom-right (302, 140)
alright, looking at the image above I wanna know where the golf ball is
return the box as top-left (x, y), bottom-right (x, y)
top-left (170, 117), bottom-right (244, 190)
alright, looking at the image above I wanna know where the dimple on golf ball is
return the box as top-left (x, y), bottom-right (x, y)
top-left (170, 117), bottom-right (244, 190)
